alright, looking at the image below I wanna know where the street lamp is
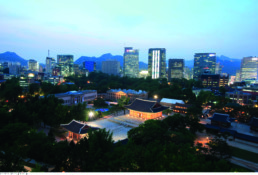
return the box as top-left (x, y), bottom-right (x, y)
top-left (89, 111), bottom-right (94, 120)
top-left (154, 95), bottom-right (158, 99)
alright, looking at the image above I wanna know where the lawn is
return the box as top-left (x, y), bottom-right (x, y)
top-left (230, 146), bottom-right (258, 163)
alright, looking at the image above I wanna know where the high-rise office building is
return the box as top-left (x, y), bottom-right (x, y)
top-left (9, 62), bottom-right (21, 75)
top-left (57, 55), bottom-right (74, 77)
top-left (240, 56), bottom-right (258, 81)
top-left (28, 59), bottom-right (39, 72)
top-left (168, 59), bottom-right (184, 80)
top-left (83, 61), bottom-right (96, 73)
top-left (123, 47), bottom-right (139, 77)
top-left (235, 69), bottom-right (241, 82)
top-left (148, 48), bottom-right (166, 79)
top-left (215, 62), bottom-right (222, 74)
top-left (193, 53), bottom-right (216, 80)
top-left (184, 67), bottom-right (193, 80)
top-left (102, 60), bottom-right (120, 76)
top-left (46, 57), bottom-right (56, 74)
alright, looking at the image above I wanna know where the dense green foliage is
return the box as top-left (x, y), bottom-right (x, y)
top-left (0, 76), bottom-right (251, 172)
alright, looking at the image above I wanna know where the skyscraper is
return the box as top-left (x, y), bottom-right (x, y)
top-left (193, 53), bottom-right (216, 80)
top-left (57, 55), bottom-right (74, 77)
top-left (148, 48), bottom-right (166, 79)
top-left (28, 59), bottom-right (39, 72)
top-left (102, 60), bottom-right (120, 76)
top-left (215, 62), bottom-right (222, 74)
top-left (46, 57), bottom-right (56, 74)
top-left (240, 56), bottom-right (258, 81)
top-left (83, 61), bottom-right (96, 73)
top-left (123, 47), bottom-right (139, 77)
top-left (168, 59), bottom-right (184, 80)
top-left (9, 62), bottom-right (21, 75)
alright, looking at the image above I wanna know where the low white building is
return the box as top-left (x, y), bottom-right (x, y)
top-left (160, 98), bottom-right (184, 108)
top-left (54, 90), bottom-right (97, 105)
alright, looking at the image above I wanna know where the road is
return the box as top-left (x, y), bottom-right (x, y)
top-left (229, 156), bottom-right (258, 172)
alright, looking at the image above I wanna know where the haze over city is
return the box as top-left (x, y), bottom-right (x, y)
top-left (1, 0), bottom-right (258, 63)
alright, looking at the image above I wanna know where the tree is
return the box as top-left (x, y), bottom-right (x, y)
top-left (207, 134), bottom-right (232, 159)
top-left (93, 97), bottom-right (108, 108)
top-left (117, 96), bottom-right (130, 115)
top-left (29, 83), bottom-right (40, 95)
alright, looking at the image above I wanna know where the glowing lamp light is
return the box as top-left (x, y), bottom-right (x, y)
top-left (89, 111), bottom-right (94, 118)
top-left (28, 73), bottom-right (34, 78)
top-left (154, 95), bottom-right (158, 99)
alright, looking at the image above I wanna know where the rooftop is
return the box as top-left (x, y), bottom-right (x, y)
top-left (107, 89), bottom-right (147, 94)
top-left (125, 98), bottom-right (168, 113)
top-left (209, 113), bottom-right (231, 123)
top-left (54, 90), bottom-right (97, 97)
top-left (160, 98), bottom-right (184, 104)
top-left (61, 120), bottom-right (99, 134)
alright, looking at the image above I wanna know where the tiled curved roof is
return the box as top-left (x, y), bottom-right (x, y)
top-left (209, 113), bottom-right (231, 123)
top-left (61, 120), bottom-right (99, 134)
top-left (125, 98), bottom-right (168, 113)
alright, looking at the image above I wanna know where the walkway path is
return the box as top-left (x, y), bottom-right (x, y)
top-left (195, 131), bottom-right (258, 154)
top-left (229, 156), bottom-right (258, 172)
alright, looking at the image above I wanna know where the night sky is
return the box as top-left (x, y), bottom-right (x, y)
top-left (0, 0), bottom-right (258, 63)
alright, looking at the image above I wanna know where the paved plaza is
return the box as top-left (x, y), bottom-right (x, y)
top-left (200, 118), bottom-right (258, 137)
top-left (87, 115), bottom-right (147, 142)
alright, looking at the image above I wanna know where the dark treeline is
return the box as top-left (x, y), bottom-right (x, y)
top-left (65, 72), bottom-right (203, 99)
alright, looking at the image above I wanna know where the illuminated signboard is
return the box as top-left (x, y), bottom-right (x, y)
top-left (209, 54), bottom-right (216, 57)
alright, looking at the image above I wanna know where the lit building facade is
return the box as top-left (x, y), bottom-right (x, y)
top-left (57, 55), bottom-right (74, 77)
top-left (102, 60), bottom-right (120, 76)
top-left (123, 47), bottom-right (139, 78)
top-left (53, 90), bottom-right (97, 105)
top-left (61, 120), bottom-right (99, 141)
top-left (226, 91), bottom-right (252, 106)
top-left (148, 48), bottom-right (166, 79)
top-left (215, 62), bottom-right (222, 74)
top-left (28, 59), bottom-right (39, 72)
top-left (106, 89), bottom-right (148, 102)
top-left (125, 98), bottom-right (168, 120)
top-left (168, 59), bottom-right (184, 80)
top-left (46, 57), bottom-right (55, 74)
top-left (184, 67), bottom-right (193, 80)
top-left (139, 70), bottom-right (148, 79)
top-left (240, 56), bottom-right (258, 81)
top-left (201, 74), bottom-right (229, 88)
top-left (73, 64), bottom-right (80, 75)
top-left (193, 53), bottom-right (216, 80)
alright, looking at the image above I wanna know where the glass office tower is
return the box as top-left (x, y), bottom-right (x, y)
top-left (193, 53), bottom-right (216, 80)
top-left (168, 59), bottom-right (184, 80)
top-left (148, 48), bottom-right (166, 79)
top-left (240, 56), bottom-right (258, 81)
top-left (57, 55), bottom-right (74, 77)
top-left (123, 47), bottom-right (139, 78)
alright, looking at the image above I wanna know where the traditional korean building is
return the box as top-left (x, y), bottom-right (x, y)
top-left (173, 103), bottom-right (193, 114)
top-left (125, 98), bottom-right (168, 120)
top-left (209, 113), bottom-right (231, 128)
top-left (61, 120), bottom-right (99, 140)
top-left (106, 89), bottom-right (148, 102)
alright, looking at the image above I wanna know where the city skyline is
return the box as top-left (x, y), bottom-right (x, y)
top-left (1, 0), bottom-right (258, 63)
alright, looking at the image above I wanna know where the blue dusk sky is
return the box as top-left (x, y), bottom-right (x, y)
top-left (0, 0), bottom-right (258, 63)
